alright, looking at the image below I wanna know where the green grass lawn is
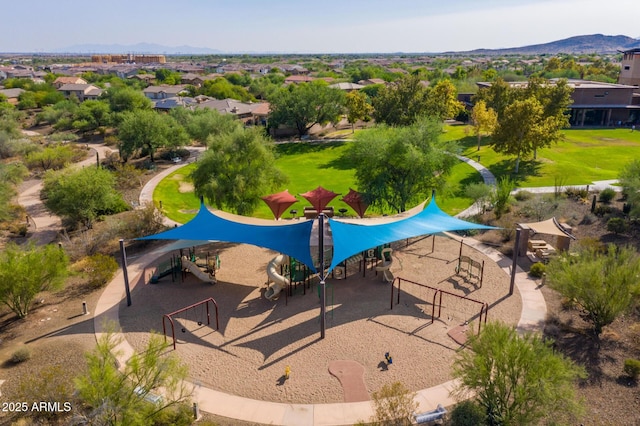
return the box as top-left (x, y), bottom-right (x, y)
top-left (154, 140), bottom-right (480, 223)
top-left (448, 124), bottom-right (640, 187)
top-left (155, 125), bottom-right (637, 223)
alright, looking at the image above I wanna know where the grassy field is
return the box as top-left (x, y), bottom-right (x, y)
top-left (445, 124), bottom-right (640, 186)
top-left (154, 140), bottom-right (480, 223)
top-left (154, 125), bottom-right (639, 223)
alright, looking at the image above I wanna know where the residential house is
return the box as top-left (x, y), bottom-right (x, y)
top-left (284, 75), bottom-right (316, 85)
top-left (0, 88), bottom-right (25, 105)
top-left (196, 98), bottom-right (270, 126)
top-left (142, 85), bottom-right (189, 100)
top-left (358, 78), bottom-right (386, 86)
top-left (329, 82), bottom-right (365, 92)
top-left (53, 76), bottom-right (87, 89)
top-left (57, 83), bottom-right (103, 101)
top-left (153, 97), bottom-right (197, 111)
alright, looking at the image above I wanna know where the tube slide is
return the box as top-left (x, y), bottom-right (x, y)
top-left (181, 256), bottom-right (216, 284)
top-left (265, 254), bottom-right (289, 301)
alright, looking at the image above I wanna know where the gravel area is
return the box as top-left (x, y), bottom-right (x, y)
top-left (120, 235), bottom-right (521, 404)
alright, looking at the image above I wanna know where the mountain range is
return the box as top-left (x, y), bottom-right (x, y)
top-left (456, 34), bottom-right (640, 55)
top-left (56, 34), bottom-right (640, 55)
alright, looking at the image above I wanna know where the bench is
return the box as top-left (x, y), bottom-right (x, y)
top-left (414, 404), bottom-right (447, 424)
top-left (303, 207), bottom-right (334, 219)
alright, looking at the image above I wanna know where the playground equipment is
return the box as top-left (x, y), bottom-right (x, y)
top-left (149, 255), bottom-right (181, 283)
top-left (265, 254), bottom-right (289, 300)
top-left (454, 240), bottom-right (485, 287)
top-left (181, 256), bottom-right (216, 284)
top-left (390, 277), bottom-right (488, 336)
top-left (375, 247), bottom-right (394, 282)
top-left (162, 298), bottom-right (220, 350)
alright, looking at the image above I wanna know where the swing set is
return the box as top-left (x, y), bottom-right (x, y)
top-left (454, 240), bottom-right (485, 287)
top-left (162, 298), bottom-right (220, 350)
top-left (390, 277), bottom-right (488, 335)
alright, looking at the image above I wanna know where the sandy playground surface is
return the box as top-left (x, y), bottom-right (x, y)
top-left (119, 235), bottom-right (522, 404)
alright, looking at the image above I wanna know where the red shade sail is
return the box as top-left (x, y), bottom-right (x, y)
top-left (301, 186), bottom-right (340, 212)
top-left (261, 190), bottom-right (298, 220)
top-left (341, 188), bottom-right (369, 218)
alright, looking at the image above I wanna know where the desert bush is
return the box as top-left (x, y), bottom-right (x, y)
top-left (529, 262), bottom-right (546, 278)
top-left (598, 188), bottom-right (616, 203)
top-left (565, 186), bottom-right (589, 200)
top-left (492, 177), bottom-right (514, 219)
top-left (579, 213), bottom-right (597, 225)
top-left (514, 190), bottom-right (533, 201)
top-left (369, 381), bottom-right (417, 426)
top-left (76, 253), bottom-right (119, 289)
top-left (607, 217), bottom-right (628, 235)
top-left (593, 204), bottom-right (613, 217)
top-left (150, 403), bottom-right (194, 426)
top-left (11, 346), bottom-right (32, 364)
top-left (104, 135), bottom-right (119, 147)
top-left (450, 400), bottom-right (486, 426)
top-left (623, 359), bottom-right (640, 380)
top-left (113, 162), bottom-right (145, 190)
top-left (17, 365), bottom-right (75, 420)
top-left (630, 323), bottom-right (640, 351)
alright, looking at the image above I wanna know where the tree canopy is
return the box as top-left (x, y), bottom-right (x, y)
top-left (191, 127), bottom-right (286, 215)
top-left (268, 80), bottom-right (345, 137)
top-left (170, 107), bottom-right (241, 143)
top-left (452, 322), bottom-right (586, 425)
top-left (372, 74), bottom-right (428, 126)
top-left (347, 117), bottom-right (455, 212)
top-left (345, 90), bottom-right (373, 132)
top-left (117, 109), bottom-right (188, 162)
top-left (42, 166), bottom-right (129, 229)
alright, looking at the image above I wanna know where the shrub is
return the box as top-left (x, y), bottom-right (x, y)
top-left (370, 381), bottom-right (417, 426)
top-left (150, 403), bottom-right (194, 426)
top-left (11, 346), bottom-right (31, 364)
top-left (607, 217), bottom-right (628, 235)
top-left (565, 186), bottom-right (589, 200)
top-left (514, 190), bottom-right (532, 201)
top-left (623, 359), bottom-right (640, 380)
top-left (82, 253), bottom-right (119, 289)
top-left (450, 400), bottom-right (486, 426)
top-left (598, 188), bottom-right (616, 203)
top-left (529, 262), bottom-right (546, 278)
top-left (17, 365), bottom-right (75, 420)
top-left (593, 204), bottom-right (613, 217)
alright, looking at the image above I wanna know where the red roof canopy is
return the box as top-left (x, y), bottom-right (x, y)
top-left (341, 188), bottom-right (369, 218)
top-left (261, 190), bottom-right (298, 220)
top-left (301, 186), bottom-right (340, 212)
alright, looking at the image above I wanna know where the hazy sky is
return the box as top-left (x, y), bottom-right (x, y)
top-left (3, 0), bottom-right (639, 53)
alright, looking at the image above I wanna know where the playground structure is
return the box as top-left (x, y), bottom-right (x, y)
top-left (181, 256), bottom-right (216, 284)
top-left (149, 254), bottom-right (181, 283)
top-left (162, 297), bottom-right (220, 350)
top-left (149, 249), bottom-right (220, 285)
top-left (375, 247), bottom-right (394, 282)
top-left (390, 277), bottom-right (489, 336)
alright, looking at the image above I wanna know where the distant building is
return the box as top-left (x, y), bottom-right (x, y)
top-left (477, 78), bottom-right (640, 126)
top-left (142, 85), bottom-right (189, 100)
top-left (92, 54), bottom-right (166, 64)
top-left (53, 76), bottom-right (87, 89)
top-left (57, 83), bottom-right (103, 101)
top-left (618, 48), bottom-right (640, 87)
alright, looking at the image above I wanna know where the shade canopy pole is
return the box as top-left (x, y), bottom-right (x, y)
top-left (318, 212), bottom-right (326, 339)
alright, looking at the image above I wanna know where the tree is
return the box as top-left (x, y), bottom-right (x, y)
top-left (372, 74), bottom-right (428, 126)
top-left (72, 99), bottom-right (112, 134)
top-left (268, 80), bottom-right (345, 137)
top-left (471, 100), bottom-right (497, 151)
top-left (423, 79), bottom-right (465, 121)
top-left (546, 244), bottom-right (640, 335)
top-left (345, 90), bottom-right (373, 132)
top-left (199, 77), bottom-right (253, 102)
top-left (102, 86), bottom-right (152, 114)
top-left (191, 127), bottom-right (286, 215)
top-left (118, 110), bottom-right (188, 162)
top-left (75, 330), bottom-right (192, 425)
top-left (0, 243), bottom-right (69, 318)
top-left (42, 166), bottom-right (129, 228)
top-left (619, 159), bottom-right (640, 217)
top-left (170, 107), bottom-right (241, 144)
top-left (348, 117), bottom-right (456, 212)
top-left (490, 97), bottom-right (549, 173)
top-left (452, 322), bottom-right (586, 426)
top-left (24, 144), bottom-right (79, 171)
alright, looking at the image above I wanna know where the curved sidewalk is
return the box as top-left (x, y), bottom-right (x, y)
top-left (95, 152), bottom-right (547, 425)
